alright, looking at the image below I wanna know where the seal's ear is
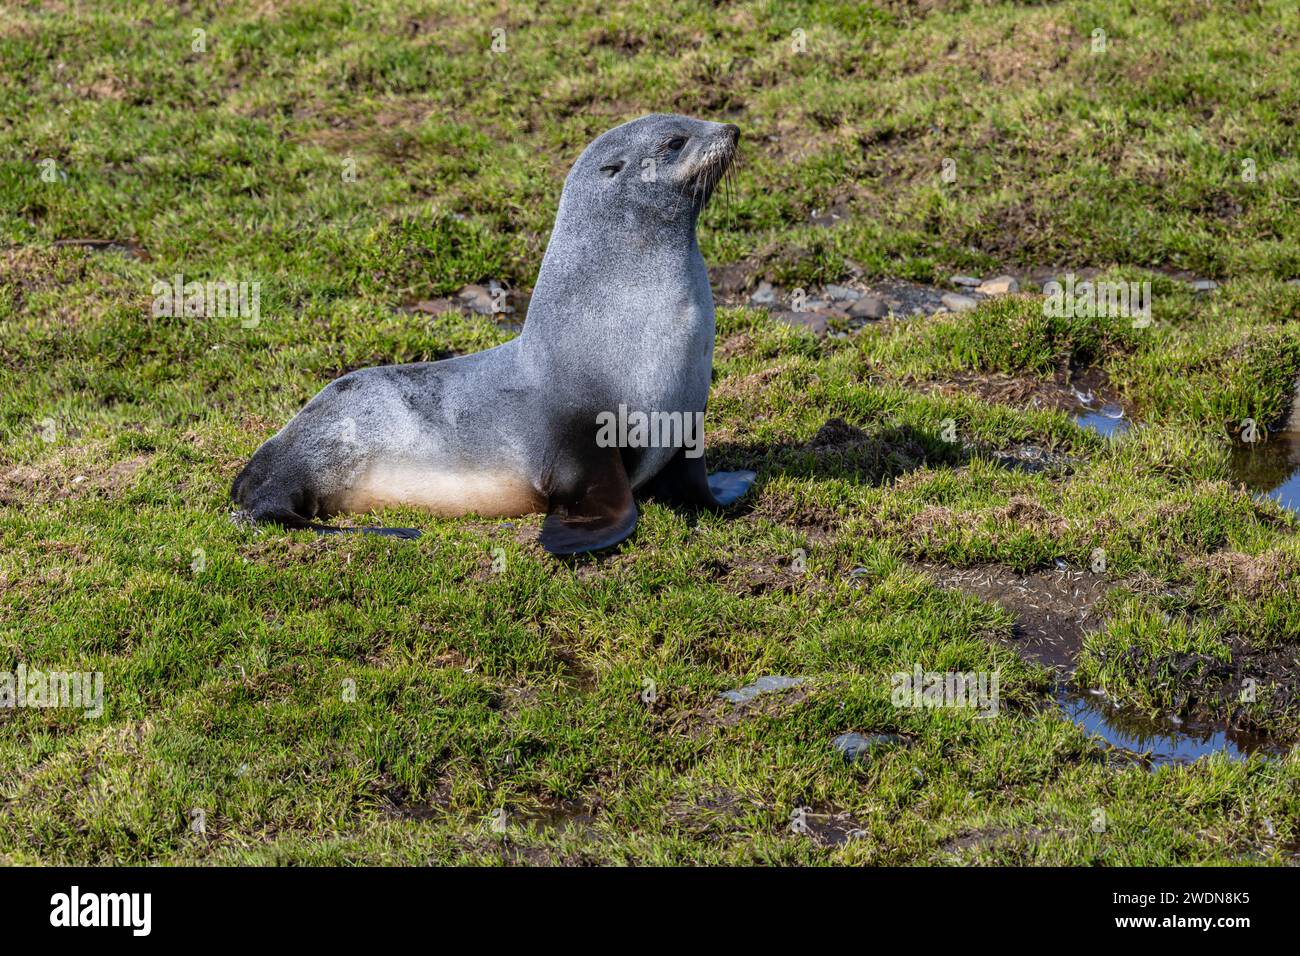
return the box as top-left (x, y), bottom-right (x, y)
top-left (640, 447), bottom-right (756, 510)
top-left (540, 446), bottom-right (638, 555)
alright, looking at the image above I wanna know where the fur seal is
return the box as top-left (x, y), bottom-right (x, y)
top-left (231, 113), bottom-right (755, 554)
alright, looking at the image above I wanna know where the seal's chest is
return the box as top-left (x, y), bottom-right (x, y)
top-left (624, 311), bottom-right (714, 399)
top-left (326, 463), bottom-right (544, 518)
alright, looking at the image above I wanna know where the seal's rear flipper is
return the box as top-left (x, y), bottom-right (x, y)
top-left (541, 449), bottom-right (638, 555)
top-left (641, 448), bottom-right (756, 509)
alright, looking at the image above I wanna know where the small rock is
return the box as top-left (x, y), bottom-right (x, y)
top-left (848, 294), bottom-right (888, 319)
top-left (950, 275), bottom-right (982, 288)
top-left (1189, 279), bottom-right (1218, 292)
top-left (773, 311), bottom-right (828, 336)
top-left (750, 281), bottom-right (776, 305)
top-left (940, 292), bottom-right (979, 312)
top-left (457, 284), bottom-right (496, 315)
top-left (721, 675), bottom-right (805, 704)
top-left (975, 275), bottom-right (1019, 295)
top-left (832, 732), bottom-right (905, 762)
top-left (1287, 279), bottom-right (1300, 288)
top-left (823, 284), bottom-right (862, 302)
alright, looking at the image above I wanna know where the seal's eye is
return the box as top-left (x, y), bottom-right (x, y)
top-left (665, 136), bottom-right (687, 151)
top-left (600, 161), bottom-right (624, 177)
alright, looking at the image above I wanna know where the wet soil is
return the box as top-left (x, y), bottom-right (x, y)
top-left (916, 562), bottom-right (1110, 670)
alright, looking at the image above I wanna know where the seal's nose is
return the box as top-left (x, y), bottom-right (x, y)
top-left (723, 124), bottom-right (740, 145)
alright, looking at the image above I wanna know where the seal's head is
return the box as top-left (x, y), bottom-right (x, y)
top-left (560, 113), bottom-right (739, 230)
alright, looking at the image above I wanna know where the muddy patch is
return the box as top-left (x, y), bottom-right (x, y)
top-left (400, 281), bottom-right (529, 333)
top-left (666, 788), bottom-right (757, 837)
top-left (981, 441), bottom-right (1080, 475)
top-left (716, 554), bottom-right (817, 596)
top-left (791, 809), bottom-right (870, 848)
top-left (916, 562), bottom-right (1110, 670)
top-left (516, 799), bottom-right (599, 839)
top-left (0, 453), bottom-right (151, 506)
top-left (51, 238), bottom-right (150, 261)
top-left (802, 416), bottom-right (945, 478)
top-left (671, 678), bottom-right (813, 740)
top-left (912, 367), bottom-right (1131, 439)
top-left (939, 826), bottom-right (1054, 856)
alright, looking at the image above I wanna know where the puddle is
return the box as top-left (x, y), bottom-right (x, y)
top-left (721, 675), bottom-right (804, 704)
top-left (985, 441), bottom-right (1079, 475)
top-left (1056, 688), bottom-right (1284, 767)
top-left (1228, 431), bottom-right (1300, 513)
top-left (915, 368), bottom-right (1131, 440)
top-left (832, 731), bottom-right (907, 762)
top-left (1069, 385), bottom-right (1129, 438)
top-left (518, 801), bottom-right (597, 838)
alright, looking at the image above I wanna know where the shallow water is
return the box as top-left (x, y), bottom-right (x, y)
top-left (1069, 387), bottom-right (1129, 439)
top-left (721, 675), bottom-right (804, 703)
top-left (1056, 689), bottom-right (1282, 767)
top-left (1228, 430), bottom-right (1300, 513)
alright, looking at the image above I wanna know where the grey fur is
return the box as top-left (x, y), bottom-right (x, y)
top-left (232, 113), bottom-right (754, 549)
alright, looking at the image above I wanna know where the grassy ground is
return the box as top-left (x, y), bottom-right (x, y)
top-left (3, 0), bottom-right (1300, 865)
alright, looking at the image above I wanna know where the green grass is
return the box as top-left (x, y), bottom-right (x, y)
top-left (3, 0), bottom-right (1300, 865)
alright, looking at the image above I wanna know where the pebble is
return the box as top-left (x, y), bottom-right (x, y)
top-left (940, 292), bottom-right (979, 312)
top-left (773, 311), bottom-right (828, 336)
top-left (975, 275), bottom-right (1019, 295)
top-left (848, 294), bottom-right (888, 319)
top-left (950, 275), bottom-right (982, 287)
top-left (1190, 279), bottom-right (1218, 292)
top-left (750, 281), bottom-right (776, 305)
top-left (823, 284), bottom-right (862, 302)
top-left (457, 284), bottom-right (497, 314)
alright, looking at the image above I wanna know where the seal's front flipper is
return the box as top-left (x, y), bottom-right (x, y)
top-left (541, 448), bottom-right (638, 556)
top-left (706, 469), bottom-right (756, 507)
top-left (641, 448), bottom-right (756, 509)
top-left (308, 524), bottom-right (422, 540)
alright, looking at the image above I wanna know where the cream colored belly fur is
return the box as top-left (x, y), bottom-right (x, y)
top-left (327, 462), bottom-right (543, 518)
